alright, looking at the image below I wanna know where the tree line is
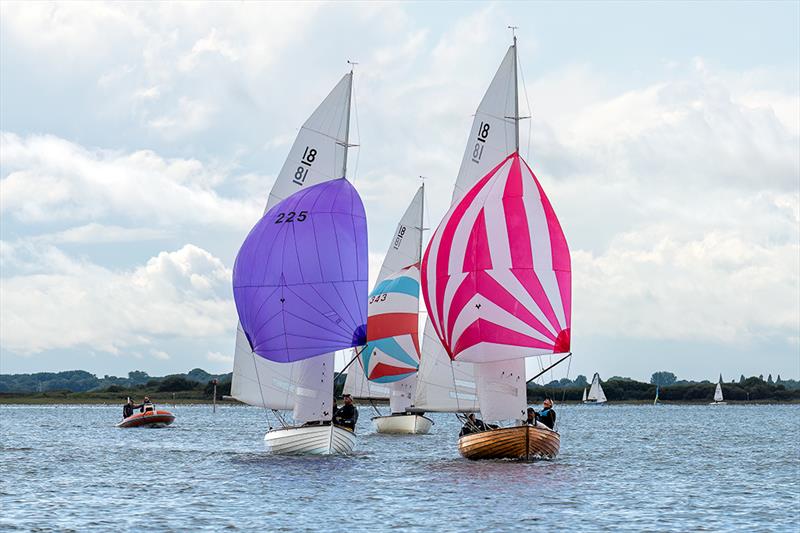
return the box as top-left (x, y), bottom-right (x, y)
top-left (528, 372), bottom-right (800, 402)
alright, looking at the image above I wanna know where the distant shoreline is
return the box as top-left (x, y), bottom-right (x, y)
top-left (2, 396), bottom-right (798, 406)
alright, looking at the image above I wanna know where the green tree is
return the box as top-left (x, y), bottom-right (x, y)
top-left (650, 371), bottom-right (677, 386)
top-left (739, 374), bottom-right (746, 384)
top-left (157, 376), bottom-right (198, 392)
top-left (767, 374), bottom-right (774, 384)
top-left (573, 375), bottom-right (588, 387)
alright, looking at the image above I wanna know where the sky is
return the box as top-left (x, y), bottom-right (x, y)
top-left (1, 1), bottom-right (798, 383)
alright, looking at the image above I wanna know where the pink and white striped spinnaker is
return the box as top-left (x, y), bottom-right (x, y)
top-left (421, 152), bottom-right (571, 364)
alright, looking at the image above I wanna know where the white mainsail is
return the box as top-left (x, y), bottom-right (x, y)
top-left (714, 382), bottom-right (724, 403)
top-left (586, 373), bottom-right (607, 403)
top-left (231, 72), bottom-right (353, 423)
top-left (582, 387), bottom-right (588, 402)
top-left (452, 45), bottom-right (518, 204)
top-left (413, 320), bottom-right (479, 412)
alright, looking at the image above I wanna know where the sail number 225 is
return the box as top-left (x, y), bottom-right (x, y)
top-left (471, 122), bottom-right (490, 164)
top-left (275, 211), bottom-right (308, 223)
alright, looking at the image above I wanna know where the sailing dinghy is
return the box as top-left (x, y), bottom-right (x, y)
top-left (420, 36), bottom-right (571, 461)
top-left (584, 373), bottom-right (607, 404)
top-left (230, 70), bottom-right (366, 455)
top-left (710, 382), bottom-right (726, 405)
top-left (353, 185), bottom-right (433, 434)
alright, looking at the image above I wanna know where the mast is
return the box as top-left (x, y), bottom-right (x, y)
top-left (342, 65), bottom-right (355, 178)
top-left (510, 27), bottom-right (520, 153)
top-left (418, 179), bottom-right (425, 264)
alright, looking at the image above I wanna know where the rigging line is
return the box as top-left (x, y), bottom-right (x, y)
top-left (249, 347), bottom-right (274, 428)
top-left (516, 52), bottom-right (534, 161)
top-left (526, 352), bottom-right (572, 384)
top-left (341, 345), bottom-right (367, 374)
top-left (449, 359), bottom-right (463, 414)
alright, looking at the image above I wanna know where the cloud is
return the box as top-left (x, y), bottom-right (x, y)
top-left (573, 229), bottom-right (799, 346)
top-left (152, 350), bottom-right (170, 360)
top-left (33, 223), bottom-right (168, 244)
top-left (146, 97), bottom-right (216, 138)
top-left (0, 132), bottom-right (262, 228)
top-left (206, 351), bottom-right (233, 364)
top-left (0, 243), bottom-right (234, 355)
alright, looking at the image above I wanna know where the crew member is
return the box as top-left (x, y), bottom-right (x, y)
top-left (122, 398), bottom-right (135, 419)
top-left (132, 396), bottom-right (155, 413)
top-left (459, 413), bottom-right (487, 436)
top-left (536, 398), bottom-right (556, 429)
top-left (334, 394), bottom-right (358, 430)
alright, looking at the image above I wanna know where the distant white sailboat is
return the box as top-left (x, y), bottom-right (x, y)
top-left (710, 382), bottom-right (726, 405)
top-left (584, 373), bottom-right (607, 404)
top-left (582, 387), bottom-right (588, 403)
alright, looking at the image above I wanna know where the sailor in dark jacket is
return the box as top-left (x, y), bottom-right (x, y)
top-left (333, 394), bottom-right (358, 430)
top-left (535, 398), bottom-right (556, 429)
top-left (122, 398), bottom-right (135, 419)
top-left (459, 413), bottom-right (488, 436)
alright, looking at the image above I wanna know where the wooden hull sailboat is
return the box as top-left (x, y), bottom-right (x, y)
top-left (458, 425), bottom-right (560, 461)
top-left (263, 424), bottom-right (356, 455)
top-left (420, 35), bottom-right (574, 462)
top-left (372, 413), bottom-right (433, 434)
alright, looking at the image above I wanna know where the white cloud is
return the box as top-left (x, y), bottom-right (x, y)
top-left (573, 229), bottom-right (799, 346)
top-left (0, 132), bottom-right (261, 228)
top-left (34, 223), bottom-right (168, 244)
top-left (0, 243), bottom-right (234, 355)
top-left (152, 349), bottom-right (170, 360)
top-left (146, 97), bottom-right (216, 138)
top-left (206, 351), bottom-right (233, 364)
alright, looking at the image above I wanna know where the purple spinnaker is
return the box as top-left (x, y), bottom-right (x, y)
top-left (233, 178), bottom-right (368, 363)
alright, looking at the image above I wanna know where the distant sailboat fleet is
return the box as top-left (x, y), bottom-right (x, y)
top-left (224, 31), bottom-right (731, 459)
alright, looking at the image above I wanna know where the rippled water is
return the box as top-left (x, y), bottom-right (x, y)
top-left (1, 403), bottom-right (798, 531)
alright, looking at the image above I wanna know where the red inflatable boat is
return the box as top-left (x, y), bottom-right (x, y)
top-left (117, 410), bottom-right (175, 428)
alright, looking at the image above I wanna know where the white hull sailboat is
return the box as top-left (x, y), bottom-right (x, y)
top-left (710, 382), bottom-right (726, 405)
top-left (583, 373), bottom-right (607, 405)
top-left (230, 69), bottom-right (368, 455)
top-left (372, 413), bottom-right (434, 435)
top-left (264, 424), bottom-right (357, 455)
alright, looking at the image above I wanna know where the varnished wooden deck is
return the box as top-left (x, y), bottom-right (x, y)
top-left (458, 424), bottom-right (560, 461)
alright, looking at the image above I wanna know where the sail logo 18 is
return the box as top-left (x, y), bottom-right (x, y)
top-left (393, 225), bottom-right (406, 249)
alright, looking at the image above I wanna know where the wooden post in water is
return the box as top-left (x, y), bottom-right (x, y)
top-left (212, 379), bottom-right (218, 413)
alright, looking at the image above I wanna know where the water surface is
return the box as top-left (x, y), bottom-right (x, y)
top-left (2, 404), bottom-right (798, 531)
